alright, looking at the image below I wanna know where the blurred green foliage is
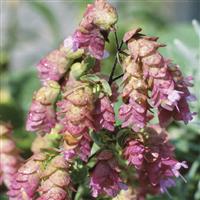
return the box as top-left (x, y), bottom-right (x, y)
top-left (0, 1), bottom-right (199, 200)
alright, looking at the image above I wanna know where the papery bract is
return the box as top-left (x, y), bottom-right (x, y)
top-left (26, 100), bottom-right (56, 134)
top-left (37, 49), bottom-right (69, 83)
top-left (122, 28), bottom-right (195, 127)
top-left (8, 153), bottom-right (46, 200)
top-left (26, 81), bottom-right (60, 134)
top-left (37, 155), bottom-right (70, 200)
top-left (57, 82), bottom-right (94, 162)
top-left (119, 56), bottom-right (152, 132)
top-left (90, 151), bottom-right (127, 197)
top-left (124, 140), bottom-right (145, 169)
top-left (124, 125), bottom-right (188, 199)
top-left (93, 95), bottom-right (115, 131)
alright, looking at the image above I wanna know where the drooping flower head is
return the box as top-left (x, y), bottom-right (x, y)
top-left (8, 153), bottom-right (46, 200)
top-left (37, 49), bottom-right (70, 83)
top-left (123, 125), bottom-right (188, 199)
top-left (93, 95), bottom-right (115, 132)
top-left (120, 28), bottom-right (195, 129)
top-left (90, 150), bottom-right (127, 197)
top-left (119, 55), bottom-right (152, 132)
top-left (57, 81), bottom-right (94, 162)
top-left (37, 155), bottom-right (70, 200)
top-left (70, 0), bottom-right (117, 60)
top-left (26, 81), bottom-right (60, 134)
top-left (124, 29), bottom-right (194, 125)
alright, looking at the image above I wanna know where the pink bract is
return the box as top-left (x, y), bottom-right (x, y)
top-left (90, 151), bottom-right (127, 197)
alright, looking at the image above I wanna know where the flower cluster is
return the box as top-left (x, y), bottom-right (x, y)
top-left (72, 0), bottom-right (117, 59)
top-left (119, 55), bottom-right (152, 131)
top-left (0, 123), bottom-right (22, 189)
top-left (120, 28), bottom-right (195, 128)
top-left (124, 125), bottom-right (188, 199)
top-left (57, 82), bottom-right (94, 162)
top-left (26, 81), bottom-right (60, 134)
top-left (37, 49), bottom-right (70, 83)
top-left (90, 150), bottom-right (127, 197)
top-left (7, 0), bottom-right (196, 200)
top-left (37, 155), bottom-right (70, 200)
top-left (8, 153), bottom-right (46, 200)
top-left (93, 95), bottom-right (115, 131)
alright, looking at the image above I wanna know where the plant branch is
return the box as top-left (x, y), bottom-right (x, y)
top-left (114, 31), bottom-right (119, 49)
top-left (108, 32), bottom-right (123, 85)
top-left (108, 56), bottom-right (118, 85)
top-left (112, 73), bottom-right (124, 82)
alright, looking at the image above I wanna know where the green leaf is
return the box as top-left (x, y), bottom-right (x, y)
top-left (81, 74), bottom-right (112, 96)
top-left (100, 79), bottom-right (112, 96)
top-left (80, 74), bottom-right (101, 83)
top-left (188, 158), bottom-right (200, 179)
top-left (90, 142), bottom-right (100, 156)
top-left (195, 181), bottom-right (200, 200)
top-left (0, 194), bottom-right (8, 200)
top-left (71, 164), bottom-right (88, 184)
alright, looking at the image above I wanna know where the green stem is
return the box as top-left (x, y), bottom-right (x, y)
top-left (108, 32), bottom-right (123, 85)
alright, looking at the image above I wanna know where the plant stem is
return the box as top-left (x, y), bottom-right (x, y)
top-left (108, 32), bottom-right (123, 85)
top-left (114, 31), bottom-right (119, 49)
top-left (108, 56), bottom-right (118, 85)
top-left (112, 73), bottom-right (124, 82)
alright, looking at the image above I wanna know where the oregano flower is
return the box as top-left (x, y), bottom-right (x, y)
top-left (26, 81), bottom-right (60, 134)
top-left (123, 125), bottom-right (188, 199)
top-left (89, 150), bottom-right (127, 197)
top-left (7, 1), bottom-right (196, 199)
top-left (119, 55), bottom-right (152, 131)
top-left (93, 95), bottom-right (115, 131)
top-left (37, 155), bottom-right (70, 200)
top-left (122, 28), bottom-right (196, 127)
top-left (8, 153), bottom-right (46, 200)
top-left (57, 82), bottom-right (94, 162)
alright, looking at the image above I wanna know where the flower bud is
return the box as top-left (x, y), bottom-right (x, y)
top-left (123, 125), bottom-right (188, 199)
top-left (93, 0), bottom-right (118, 30)
top-left (26, 100), bottom-right (56, 134)
top-left (35, 80), bottom-right (60, 105)
top-left (69, 61), bottom-right (88, 79)
top-left (37, 49), bottom-right (69, 83)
